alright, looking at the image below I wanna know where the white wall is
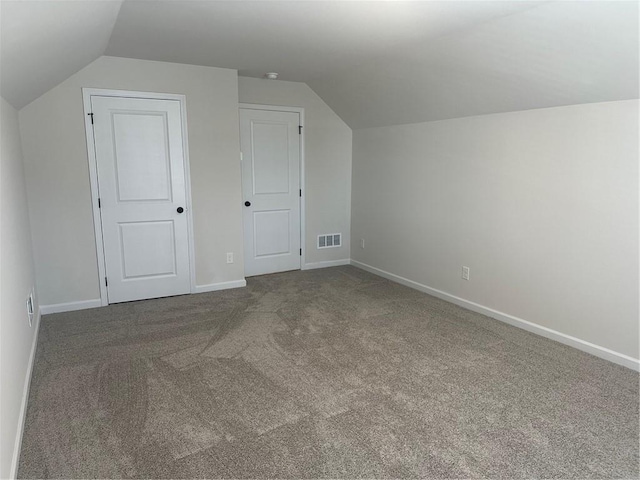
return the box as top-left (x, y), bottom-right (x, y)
top-left (351, 100), bottom-right (639, 360)
top-left (238, 77), bottom-right (352, 266)
top-left (19, 56), bottom-right (244, 306)
top-left (1, 97), bottom-right (39, 478)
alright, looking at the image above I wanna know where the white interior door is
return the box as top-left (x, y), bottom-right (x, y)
top-left (91, 95), bottom-right (191, 303)
top-left (240, 108), bottom-right (301, 277)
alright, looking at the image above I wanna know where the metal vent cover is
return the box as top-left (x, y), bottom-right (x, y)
top-left (317, 233), bottom-right (341, 249)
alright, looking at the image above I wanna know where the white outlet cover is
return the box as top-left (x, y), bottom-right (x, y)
top-left (462, 266), bottom-right (470, 280)
top-left (26, 292), bottom-right (34, 326)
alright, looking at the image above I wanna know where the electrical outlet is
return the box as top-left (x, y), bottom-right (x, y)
top-left (360, 238), bottom-right (365, 249)
top-left (26, 290), bottom-right (35, 327)
top-left (462, 266), bottom-right (470, 281)
top-left (226, 252), bottom-right (234, 264)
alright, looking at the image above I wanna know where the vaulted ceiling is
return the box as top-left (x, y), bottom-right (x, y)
top-left (2, 1), bottom-right (638, 128)
top-left (1, 0), bottom-right (123, 109)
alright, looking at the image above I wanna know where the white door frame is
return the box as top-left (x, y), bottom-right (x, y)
top-left (239, 103), bottom-right (306, 272)
top-left (82, 88), bottom-right (197, 306)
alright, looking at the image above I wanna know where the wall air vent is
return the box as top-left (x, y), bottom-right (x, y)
top-left (317, 233), bottom-right (341, 249)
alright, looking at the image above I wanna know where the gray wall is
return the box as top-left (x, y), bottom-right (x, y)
top-left (238, 77), bottom-right (352, 265)
top-left (19, 56), bottom-right (245, 305)
top-left (351, 100), bottom-right (639, 359)
top-left (1, 97), bottom-right (39, 478)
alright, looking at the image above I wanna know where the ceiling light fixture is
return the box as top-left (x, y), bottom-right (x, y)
top-left (265, 72), bottom-right (279, 80)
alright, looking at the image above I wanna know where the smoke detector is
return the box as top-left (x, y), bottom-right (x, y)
top-left (265, 72), bottom-right (279, 80)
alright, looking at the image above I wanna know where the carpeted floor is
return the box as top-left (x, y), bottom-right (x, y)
top-left (18, 266), bottom-right (639, 479)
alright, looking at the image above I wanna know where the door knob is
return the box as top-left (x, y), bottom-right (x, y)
top-left (244, 201), bottom-right (251, 207)
top-left (177, 207), bottom-right (184, 213)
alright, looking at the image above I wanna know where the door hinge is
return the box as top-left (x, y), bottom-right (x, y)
top-left (299, 189), bottom-right (302, 197)
top-left (300, 248), bottom-right (302, 256)
top-left (105, 277), bottom-right (108, 287)
top-left (298, 125), bottom-right (302, 135)
top-left (88, 112), bottom-right (94, 124)
top-left (98, 197), bottom-right (101, 208)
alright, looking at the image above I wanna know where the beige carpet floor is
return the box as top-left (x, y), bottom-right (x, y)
top-left (18, 266), bottom-right (639, 478)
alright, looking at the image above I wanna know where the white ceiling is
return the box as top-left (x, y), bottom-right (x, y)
top-left (2, 1), bottom-right (638, 128)
top-left (0, 0), bottom-right (123, 109)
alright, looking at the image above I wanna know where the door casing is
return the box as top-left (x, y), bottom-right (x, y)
top-left (239, 103), bottom-right (306, 274)
top-left (83, 88), bottom-right (196, 306)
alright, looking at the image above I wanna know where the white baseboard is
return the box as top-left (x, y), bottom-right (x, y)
top-left (350, 260), bottom-right (640, 372)
top-left (39, 281), bottom-right (249, 314)
top-left (193, 279), bottom-right (247, 294)
top-left (302, 259), bottom-right (351, 270)
top-left (10, 306), bottom-right (42, 479)
top-left (39, 298), bottom-right (102, 315)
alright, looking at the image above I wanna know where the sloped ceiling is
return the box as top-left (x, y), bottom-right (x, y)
top-left (0, 0), bottom-right (123, 109)
top-left (2, 1), bottom-right (638, 128)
